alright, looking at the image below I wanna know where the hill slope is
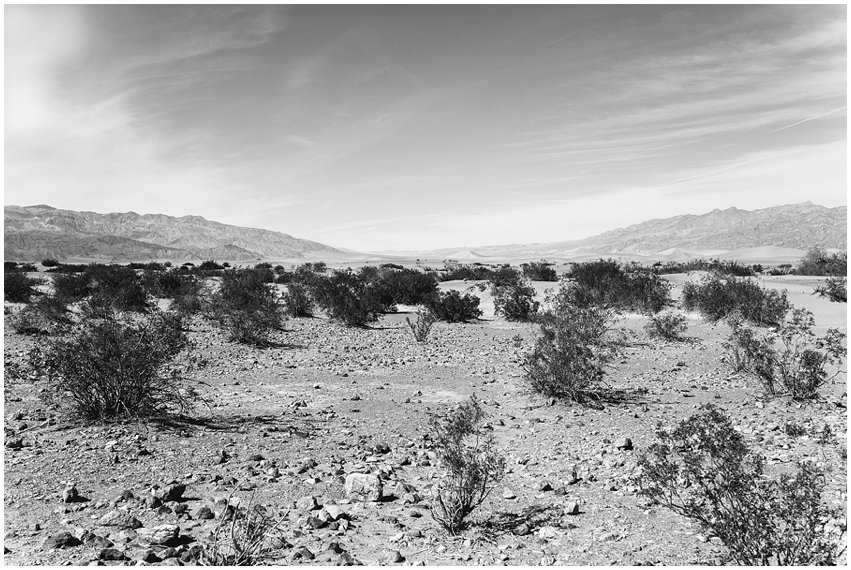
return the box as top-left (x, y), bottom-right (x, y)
top-left (392, 202), bottom-right (846, 262)
top-left (4, 205), bottom-right (345, 262)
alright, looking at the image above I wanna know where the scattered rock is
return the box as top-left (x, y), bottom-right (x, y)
top-left (382, 549), bottom-right (405, 564)
top-left (502, 487), bottom-right (517, 499)
top-left (296, 495), bottom-right (320, 512)
top-left (98, 548), bottom-right (126, 561)
top-left (98, 510), bottom-right (143, 529)
top-left (43, 531), bottom-right (82, 549)
top-left (565, 501), bottom-right (580, 515)
top-left (615, 437), bottom-right (634, 451)
top-left (61, 485), bottom-right (79, 503)
top-left (136, 524), bottom-right (179, 546)
top-left (195, 506), bottom-right (214, 520)
top-left (344, 473), bottom-right (382, 502)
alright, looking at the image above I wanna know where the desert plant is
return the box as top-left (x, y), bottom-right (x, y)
top-left (568, 259), bottom-right (671, 313)
top-left (796, 247), bottom-right (847, 276)
top-left (406, 306), bottom-right (437, 342)
top-left (521, 260), bottom-right (558, 282)
top-left (52, 272), bottom-right (92, 303)
top-left (637, 405), bottom-right (844, 565)
top-left (9, 295), bottom-right (73, 335)
top-left (726, 308), bottom-right (845, 399)
top-left (644, 311), bottom-right (688, 341)
top-left (682, 274), bottom-right (790, 326)
top-left (430, 395), bottom-right (505, 534)
top-left (524, 282), bottom-right (618, 402)
top-left (282, 282), bottom-right (315, 317)
top-left (814, 276), bottom-right (847, 303)
top-left (84, 264), bottom-right (149, 313)
top-left (379, 267), bottom-right (439, 306)
top-left (201, 493), bottom-right (287, 566)
top-left (427, 290), bottom-right (482, 323)
top-left (211, 269), bottom-right (285, 345)
top-left (5, 271), bottom-right (41, 303)
top-left (310, 269), bottom-right (392, 326)
top-left (492, 280), bottom-right (540, 322)
top-left (29, 310), bottom-right (196, 420)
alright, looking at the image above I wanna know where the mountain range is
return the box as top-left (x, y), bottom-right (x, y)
top-left (4, 205), bottom-right (343, 262)
top-left (3, 202), bottom-right (846, 264)
top-left (403, 202), bottom-right (846, 263)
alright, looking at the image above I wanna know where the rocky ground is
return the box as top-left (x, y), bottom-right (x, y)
top-left (3, 276), bottom-right (847, 566)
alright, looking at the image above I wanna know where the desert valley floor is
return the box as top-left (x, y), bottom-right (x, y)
top-left (3, 274), bottom-right (847, 566)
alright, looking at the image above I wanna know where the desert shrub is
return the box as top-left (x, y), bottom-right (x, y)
top-left (436, 261), bottom-right (498, 282)
top-left (569, 259), bottom-right (671, 313)
top-left (4, 261), bottom-right (19, 272)
top-left (427, 290), bottom-right (482, 323)
top-left (45, 263), bottom-right (86, 274)
top-left (282, 282), bottom-right (314, 317)
top-left (796, 247), bottom-right (847, 276)
top-left (251, 263), bottom-right (276, 284)
top-left (202, 493), bottom-right (287, 565)
top-left (9, 295), bottom-right (73, 335)
top-left (521, 260), bottom-right (558, 281)
top-left (430, 395), bottom-right (505, 534)
top-left (211, 269), bottom-right (285, 345)
top-left (5, 271), bottom-right (41, 303)
top-left (524, 282), bottom-right (618, 402)
top-left (29, 310), bottom-right (195, 420)
top-left (199, 259), bottom-right (226, 271)
top-left (406, 306), bottom-right (437, 342)
top-left (52, 272), bottom-right (92, 303)
top-left (637, 405), bottom-right (844, 565)
top-left (682, 274), bottom-right (789, 326)
top-left (644, 311), bottom-right (688, 341)
top-left (379, 268), bottom-right (439, 306)
top-left (725, 308), bottom-right (845, 400)
top-left (40, 258), bottom-right (60, 267)
top-left (84, 264), bottom-right (149, 313)
top-left (814, 276), bottom-right (847, 303)
top-left (653, 258), bottom-right (757, 276)
top-left (488, 267), bottom-right (540, 322)
top-left (310, 269), bottom-right (392, 326)
top-left (783, 422), bottom-right (807, 438)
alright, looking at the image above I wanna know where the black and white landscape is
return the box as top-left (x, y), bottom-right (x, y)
top-left (4, 5), bottom-right (847, 567)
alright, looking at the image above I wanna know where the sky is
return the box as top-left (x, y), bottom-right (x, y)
top-left (4, 4), bottom-right (847, 252)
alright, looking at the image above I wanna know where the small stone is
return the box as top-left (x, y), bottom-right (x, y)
top-left (383, 549), bottom-right (405, 563)
top-left (43, 531), bottom-right (82, 549)
top-left (195, 506), bottom-right (214, 520)
top-left (5, 437), bottom-right (23, 449)
top-left (296, 495), bottom-right (320, 512)
top-left (502, 488), bottom-right (517, 500)
top-left (344, 473), bottom-right (382, 502)
top-left (615, 437), bottom-right (634, 451)
top-left (136, 524), bottom-right (179, 546)
top-left (538, 526), bottom-right (559, 540)
top-left (98, 510), bottom-right (142, 530)
top-left (62, 485), bottom-right (79, 503)
top-left (99, 548), bottom-right (126, 561)
top-left (290, 546), bottom-right (315, 561)
top-left (538, 481), bottom-right (553, 492)
top-left (513, 523), bottom-right (531, 536)
top-left (565, 501), bottom-right (580, 515)
top-left (151, 483), bottom-right (185, 503)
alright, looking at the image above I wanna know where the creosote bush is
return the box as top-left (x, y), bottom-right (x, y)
top-left (202, 493), bottom-right (287, 566)
top-left (725, 308), bottom-right (845, 399)
top-left (406, 306), bottom-right (436, 342)
top-left (524, 282), bottom-right (618, 403)
top-left (796, 247), bottom-right (847, 277)
top-left (568, 259), bottom-right (671, 314)
top-left (814, 276), bottom-right (847, 303)
top-left (644, 311), bottom-right (688, 341)
top-left (521, 260), bottom-right (557, 281)
top-left (5, 271), bottom-right (41, 303)
top-left (84, 264), bottom-right (149, 313)
top-left (488, 267), bottom-right (540, 322)
top-left (30, 310), bottom-right (196, 420)
top-left (9, 295), bottom-right (73, 335)
top-left (282, 282), bottom-right (315, 317)
top-left (637, 405), bottom-right (844, 565)
top-left (430, 395), bottom-right (505, 535)
top-left (310, 268), bottom-right (392, 326)
top-left (427, 290), bottom-right (482, 323)
top-left (682, 274), bottom-right (790, 326)
top-left (211, 269), bottom-right (285, 345)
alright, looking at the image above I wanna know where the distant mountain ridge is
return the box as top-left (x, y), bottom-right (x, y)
top-left (391, 202), bottom-right (847, 262)
top-left (4, 204), bottom-right (345, 262)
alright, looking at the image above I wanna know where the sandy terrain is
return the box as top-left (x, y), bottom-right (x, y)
top-left (3, 274), bottom-right (847, 565)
